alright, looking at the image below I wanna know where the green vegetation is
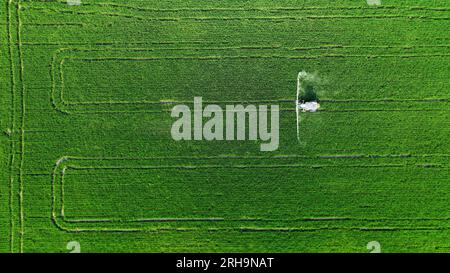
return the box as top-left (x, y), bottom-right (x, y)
top-left (0, 0), bottom-right (449, 253)
top-left (300, 85), bottom-right (319, 102)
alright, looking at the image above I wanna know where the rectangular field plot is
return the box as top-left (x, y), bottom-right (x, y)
top-left (52, 48), bottom-right (449, 113)
top-left (294, 111), bottom-right (450, 155)
top-left (21, 0), bottom-right (450, 48)
top-left (52, 157), bottom-right (450, 231)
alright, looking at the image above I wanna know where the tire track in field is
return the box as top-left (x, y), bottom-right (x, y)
top-left (14, 0), bottom-right (26, 253)
top-left (6, 0), bottom-right (16, 254)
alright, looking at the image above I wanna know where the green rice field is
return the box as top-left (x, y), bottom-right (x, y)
top-left (0, 0), bottom-right (449, 253)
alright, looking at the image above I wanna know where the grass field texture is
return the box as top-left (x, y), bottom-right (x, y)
top-left (0, 0), bottom-right (449, 253)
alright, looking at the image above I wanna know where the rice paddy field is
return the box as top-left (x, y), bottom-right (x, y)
top-left (0, 0), bottom-right (449, 253)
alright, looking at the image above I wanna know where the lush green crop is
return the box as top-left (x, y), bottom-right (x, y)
top-left (0, 0), bottom-right (449, 253)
